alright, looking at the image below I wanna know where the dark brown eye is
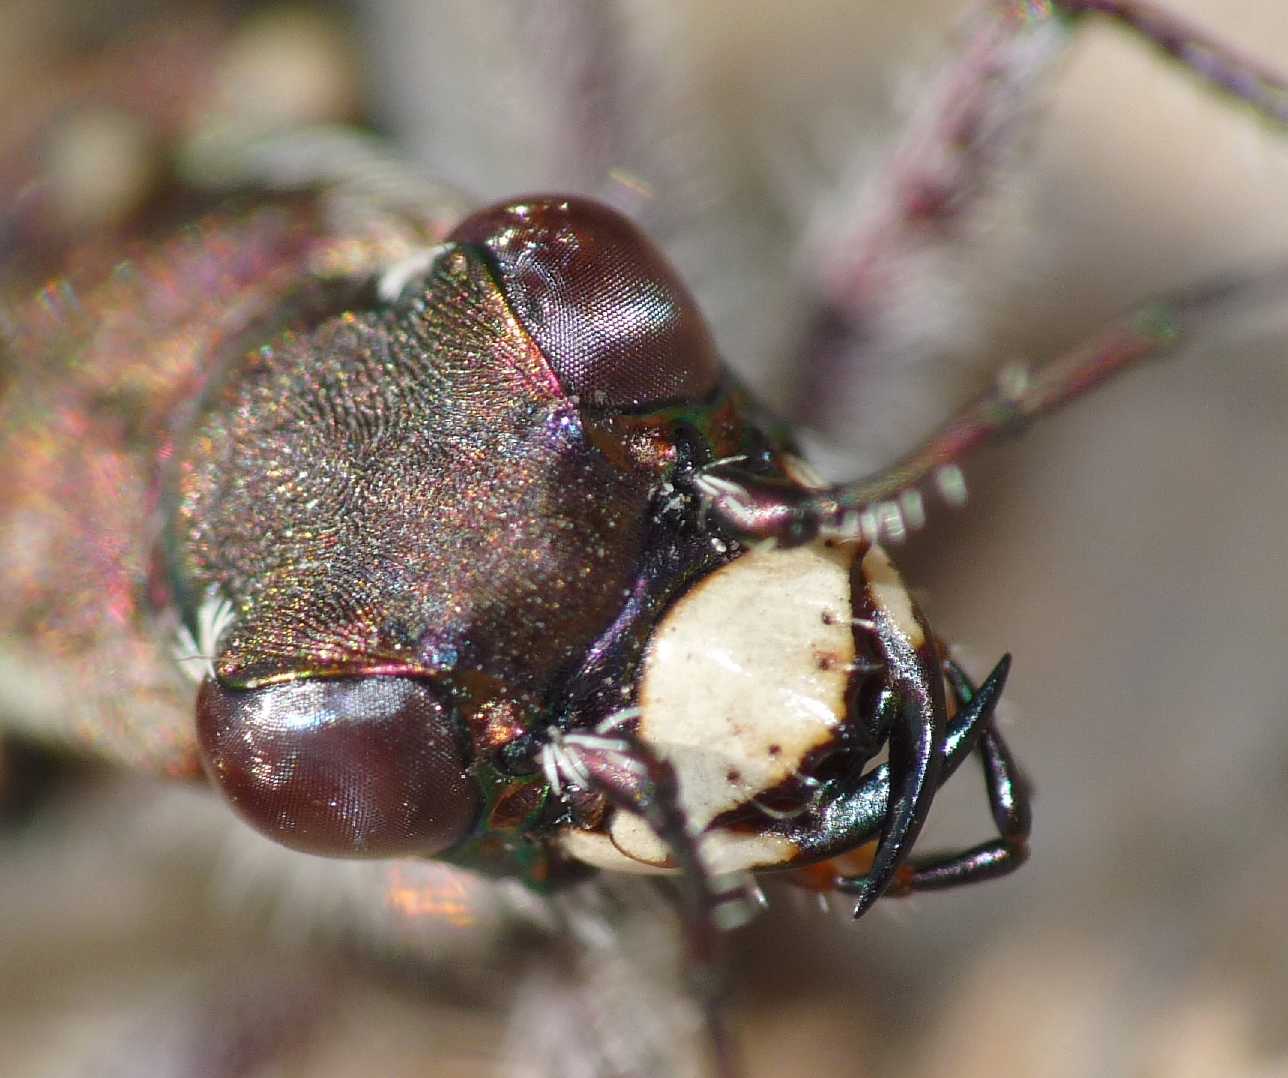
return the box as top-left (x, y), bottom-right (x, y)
top-left (196, 677), bottom-right (478, 858)
top-left (448, 195), bottom-right (720, 410)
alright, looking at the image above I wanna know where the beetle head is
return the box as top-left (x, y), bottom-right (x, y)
top-left (173, 196), bottom-right (746, 860)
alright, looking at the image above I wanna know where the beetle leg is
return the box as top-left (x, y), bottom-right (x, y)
top-left (691, 0), bottom-right (1288, 549)
top-left (1055, 1), bottom-right (1288, 125)
top-left (778, 0), bottom-right (1288, 494)
top-left (787, 2), bottom-right (1071, 442)
top-left (883, 658), bottom-right (1032, 895)
top-left (555, 732), bottom-right (739, 1078)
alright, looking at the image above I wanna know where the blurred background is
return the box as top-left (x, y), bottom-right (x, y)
top-left (2, 1), bottom-right (1288, 1075)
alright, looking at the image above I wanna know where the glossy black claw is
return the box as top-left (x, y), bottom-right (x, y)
top-left (846, 876), bottom-right (883, 919)
top-left (942, 654), bottom-right (1011, 775)
top-left (774, 654), bottom-right (1010, 866)
top-left (835, 596), bottom-right (948, 917)
top-left (878, 655), bottom-right (1033, 898)
top-left (980, 717), bottom-right (1031, 840)
top-left (775, 650), bottom-right (1026, 919)
top-left (898, 837), bottom-right (1029, 892)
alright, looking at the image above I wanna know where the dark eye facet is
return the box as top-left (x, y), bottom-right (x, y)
top-left (448, 195), bottom-right (720, 409)
top-left (196, 677), bottom-right (478, 858)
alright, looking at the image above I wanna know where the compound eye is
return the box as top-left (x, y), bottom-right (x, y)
top-left (196, 677), bottom-right (478, 858)
top-left (448, 195), bottom-right (720, 409)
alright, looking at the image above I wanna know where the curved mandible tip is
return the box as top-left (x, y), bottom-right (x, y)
top-left (842, 547), bottom-right (948, 918)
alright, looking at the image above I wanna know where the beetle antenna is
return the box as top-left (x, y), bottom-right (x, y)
top-left (1054, 1), bottom-right (1288, 125)
top-left (703, 256), bottom-right (1288, 548)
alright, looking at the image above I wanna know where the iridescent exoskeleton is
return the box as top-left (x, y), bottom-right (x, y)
top-left (0, 189), bottom-right (1030, 927)
top-left (10, 2), bottom-right (1288, 1073)
top-left (170, 195), bottom-right (1031, 916)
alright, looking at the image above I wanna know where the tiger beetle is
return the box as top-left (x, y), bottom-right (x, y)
top-left (2, 188), bottom-right (1031, 1074)
top-left (6, 2), bottom-right (1288, 1074)
top-left (156, 193), bottom-right (1031, 1074)
top-left (176, 192), bottom-right (1031, 906)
